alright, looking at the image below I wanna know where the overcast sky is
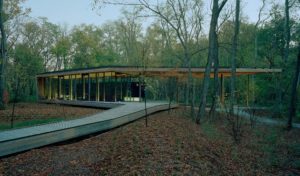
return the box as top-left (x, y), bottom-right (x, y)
top-left (23, 0), bottom-right (280, 30)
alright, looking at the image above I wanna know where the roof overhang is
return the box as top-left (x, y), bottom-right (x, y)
top-left (36, 67), bottom-right (282, 79)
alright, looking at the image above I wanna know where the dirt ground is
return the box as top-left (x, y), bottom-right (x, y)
top-left (0, 103), bottom-right (103, 123)
top-left (0, 108), bottom-right (299, 175)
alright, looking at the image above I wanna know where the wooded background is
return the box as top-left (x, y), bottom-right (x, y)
top-left (0, 0), bottom-right (299, 126)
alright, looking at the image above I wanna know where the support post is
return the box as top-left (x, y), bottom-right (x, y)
top-left (144, 77), bottom-right (148, 127)
top-left (103, 73), bottom-right (106, 102)
top-left (70, 75), bottom-right (73, 100)
top-left (35, 77), bottom-right (39, 101)
top-left (220, 74), bottom-right (225, 104)
top-left (96, 73), bottom-right (99, 101)
top-left (251, 75), bottom-right (255, 104)
top-left (74, 76), bottom-right (77, 100)
top-left (247, 75), bottom-right (250, 106)
top-left (59, 77), bottom-right (62, 99)
top-left (88, 74), bottom-right (91, 101)
top-left (114, 76), bottom-right (117, 102)
top-left (83, 75), bottom-right (85, 100)
top-left (63, 77), bottom-right (66, 100)
top-left (49, 77), bottom-right (52, 100)
top-left (120, 77), bottom-right (122, 101)
top-left (176, 78), bottom-right (179, 104)
top-left (139, 75), bottom-right (142, 102)
top-left (129, 76), bottom-right (132, 101)
top-left (56, 77), bottom-right (59, 99)
top-left (125, 77), bottom-right (129, 101)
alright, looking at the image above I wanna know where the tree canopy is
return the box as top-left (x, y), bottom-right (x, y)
top-left (0, 0), bottom-right (299, 127)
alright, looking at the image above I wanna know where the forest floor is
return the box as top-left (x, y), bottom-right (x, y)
top-left (0, 103), bottom-right (103, 131)
top-left (0, 107), bottom-right (299, 175)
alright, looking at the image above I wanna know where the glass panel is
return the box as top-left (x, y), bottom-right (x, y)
top-left (105, 72), bottom-right (112, 77)
top-left (98, 73), bottom-right (104, 77)
top-left (90, 73), bottom-right (96, 78)
top-left (82, 74), bottom-right (89, 100)
top-left (76, 76), bottom-right (83, 100)
top-left (91, 75), bottom-right (97, 101)
top-left (76, 74), bottom-right (82, 79)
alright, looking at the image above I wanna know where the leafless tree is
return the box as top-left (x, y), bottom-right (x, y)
top-left (0, 0), bottom-right (7, 109)
top-left (230, 0), bottom-right (240, 114)
top-left (287, 43), bottom-right (300, 130)
top-left (209, 3), bottom-right (234, 119)
top-left (196, 0), bottom-right (228, 124)
top-left (93, 0), bottom-right (204, 118)
top-left (254, 0), bottom-right (267, 65)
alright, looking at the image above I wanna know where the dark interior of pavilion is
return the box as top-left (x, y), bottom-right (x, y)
top-left (37, 72), bottom-right (145, 102)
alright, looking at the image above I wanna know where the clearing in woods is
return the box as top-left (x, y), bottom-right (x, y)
top-left (0, 107), bottom-right (299, 175)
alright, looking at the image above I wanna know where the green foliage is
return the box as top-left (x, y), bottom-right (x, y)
top-left (2, 0), bottom-right (300, 111)
top-left (7, 44), bottom-right (43, 101)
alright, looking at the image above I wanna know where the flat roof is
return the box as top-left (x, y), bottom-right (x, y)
top-left (37, 66), bottom-right (282, 78)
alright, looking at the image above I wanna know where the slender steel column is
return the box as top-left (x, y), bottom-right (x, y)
top-left (120, 77), bottom-right (123, 101)
top-left (56, 77), bottom-right (59, 99)
top-left (59, 77), bottom-right (61, 99)
top-left (176, 78), bottom-right (179, 104)
top-left (139, 75), bottom-right (142, 102)
top-left (49, 77), bottom-right (52, 100)
top-left (220, 74), bottom-right (225, 104)
top-left (96, 73), bottom-right (99, 101)
top-left (125, 76), bottom-right (129, 100)
top-left (70, 75), bottom-right (73, 100)
top-left (103, 73), bottom-right (106, 101)
top-left (114, 76), bottom-right (117, 102)
top-left (129, 76), bottom-right (132, 101)
top-left (63, 77), bottom-right (66, 100)
top-left (74, 76), bottom-right (77, 100)
top-left (83, 75), bottom-right (85, 100)
top-left (247, 75), bottom-right (250, 106)
top-left (88, 74), bottom-right (91, 101)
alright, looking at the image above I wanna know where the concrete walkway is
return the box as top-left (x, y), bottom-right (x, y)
top-left (0, 101), bottom-right (177, 157)
top-left (217, 107), bottom-right (300, 129)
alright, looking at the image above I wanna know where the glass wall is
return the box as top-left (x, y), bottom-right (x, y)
top-left (90, 73), bottom-right (97, 101)
top-left (76, 74), bottom-right (83, 100)
top-left (38, 71), bottom-right (144, 102)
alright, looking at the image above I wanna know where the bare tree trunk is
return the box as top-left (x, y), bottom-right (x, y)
top-left (0, 0), bottom-right (6, 109)
top-left (275, 0), bottom-right (291, 117)
top-left (191, 78), bottom-right (196, 119)
top-left (196, 0), bottom-right (228, 124)
top-left (254, 0), bottom-right (266, 66)
top-left (209, 36), bottom-right (220, 118)
top-left (196, 31), bottom-right (215, 124)
top-left (230, 0), bottom-right (240, 114)
top-left (11, 78), bottom-right (20, 128)
top-left (287, 44), bottom-right (300, 130)
top-left (144, 77), bottom-right (148, 127)
top-left (184, 51), bottom-right (193, 117)
top-left (284, 0), bottom-right (290, 63)
top-left (168, 77), bottom-right (173, 114)
top-left (189, 60), bottom-right (195, 118)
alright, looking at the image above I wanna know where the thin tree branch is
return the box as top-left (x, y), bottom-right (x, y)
top-left (218, 0), bottom-right (229, 14)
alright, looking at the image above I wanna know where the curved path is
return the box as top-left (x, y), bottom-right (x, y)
top-left (232, 108), bottom-right (300, 128)
top-left (216, 106), bottom-right (300, 128)
top-left (0, 101), bottom-right (177, 157)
